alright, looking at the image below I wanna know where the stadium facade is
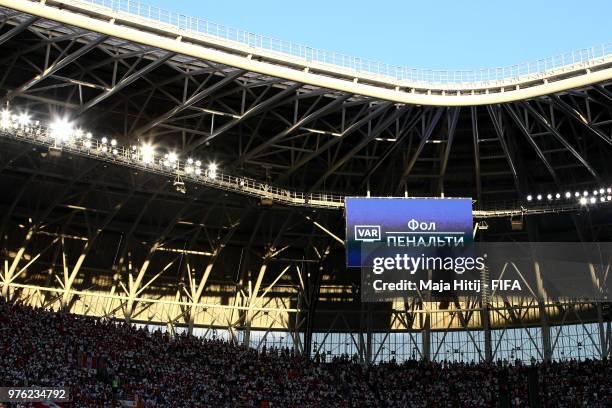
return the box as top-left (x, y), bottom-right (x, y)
top-left (0, 0), bottom-right (610, 364)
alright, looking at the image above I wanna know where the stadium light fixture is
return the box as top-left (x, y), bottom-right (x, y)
top-left (141, 143), bottom-right (155, 164)
top-left (50, 118), bottom-right (74, 143)
top-left (1, 109), bottom-right (11, 128)
top-left (208, 162), bottom-right (217, 178)
top-left (4, 102), bottom-right (612, 214)
top-left (17, 112), bottom-right (30, 127)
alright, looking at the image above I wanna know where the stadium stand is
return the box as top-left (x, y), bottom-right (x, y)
top-left (1, 300), bottom-right (609, 407)
top-left (0, 1), bottom-right (612, 407)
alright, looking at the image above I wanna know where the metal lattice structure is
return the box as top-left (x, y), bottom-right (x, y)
top-left (0, 0), bottom-right (610, 363)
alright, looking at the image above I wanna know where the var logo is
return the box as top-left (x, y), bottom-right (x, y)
top-left (354, 225), bottom-right (381, 242)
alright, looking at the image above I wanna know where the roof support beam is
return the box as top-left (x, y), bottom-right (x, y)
top-left (520, 101), bottom-right (599, 182)
top-left (282, 101), bottom-right (393, 182)
top-left (593, 84), bottom-right (612, 102)
top-left (437, 107), bottom-right (460, 195)
top-left (8, 34), bottom-right (108, 97)
top-left (471, 107), bottom-right (482, 205)
top-left (239, 94), bottom-right (352, 164)
top-left (0, 15), bottom-right (38, 46)
top-left (134, 69), bottom-right (246, 136)
top-left (309, 104), bottom-right (411, 190)
top-left (549, 94), bottom-right (612, 147)
top-left (77, 52), bottom-right (175, 114)
top-left (395, 108), bottom-right (444, 195)
top-left (359, 108), bottom-right (425, 187)
top-left (192, 82), bottom-right (302, 147)
top-left (504, 104), bottom-right (561, 188)
top-left (486, 105), bottom-right (521, 194)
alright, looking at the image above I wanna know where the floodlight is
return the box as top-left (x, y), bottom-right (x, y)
top-left (50, 118), bottom-right (74, 142)
top-left (141, 143), bottom-right (154, 164)
top-left (546, 194), bottom-right (552, 200)
top-left (536, 194), bottom-right (542, 201)
top-left (110, 139), bottom-right (117, 146)
top-left (208, 162), bottom-right (217, 178)
top-left (17, 112), bottom-right (30, 126)
top-left (590, 197), bottom-right (597, 204)
top-left (526, 195), bottom-right (532, 201)
top-left (580, 197), bottom-right (588, 205)
top-left (168, 152), bottom-right (177, 163)
top-left (101, 137), bottom-right (108, 144)
top-left (565, 192), bottom-right (571, 199)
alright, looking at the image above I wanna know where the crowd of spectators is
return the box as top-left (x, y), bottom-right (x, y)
top-left (0, 300), bottom-right (609, 407)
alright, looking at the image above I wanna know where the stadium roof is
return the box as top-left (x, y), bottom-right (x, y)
top-left (0, 0), bottom-right (610, 340)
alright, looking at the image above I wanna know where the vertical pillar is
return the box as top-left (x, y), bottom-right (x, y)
top-left (243, 261), bottom-right (268, 346)
top-left (596, 303), bottom-right (608, 359)
top-left (482, 304), bottom-right (493, 362)
top-left (421, 309), bottom-right (431, 361)
top-left (534, 261), bottom-right (552, 361)
top-left (365, 307), bottom-right (373, 365)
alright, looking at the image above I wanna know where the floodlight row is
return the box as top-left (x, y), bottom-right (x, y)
top-left (526, 188), bottom-right (612, 207)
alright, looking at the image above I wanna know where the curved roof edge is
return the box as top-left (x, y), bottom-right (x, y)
top-left (3, 0), bottom-right (612, 106)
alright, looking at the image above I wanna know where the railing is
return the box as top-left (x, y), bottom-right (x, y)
top-left (54, 0), bottom-right (612, 85)
top-left (0, 108), bottom-right (345, 210)
top-left (1, 106), bottom-right (609, 217)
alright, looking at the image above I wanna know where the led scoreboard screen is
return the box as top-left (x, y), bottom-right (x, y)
top-left (346, 197), bottom-right (610, 302)
top-left (346, 197), bottom-right (476, 302)
top-left (345, 197), bottom-right (473, 268)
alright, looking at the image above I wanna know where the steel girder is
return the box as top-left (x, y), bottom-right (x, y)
top-left (0, 10), bottom-right (610, 202)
